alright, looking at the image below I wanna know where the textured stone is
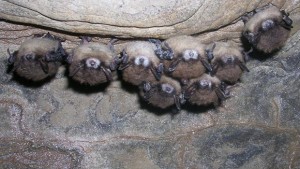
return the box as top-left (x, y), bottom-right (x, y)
top-left (0, 0), bottom-right (299, 38)
top-left (209, 31), bottom-right (300, 131)
top-left (81, 140), bottom-right (181, 169)
top-left (183, 125), bottom-right (297, 169)
top-left (0, 139), bottom-right (82, 169)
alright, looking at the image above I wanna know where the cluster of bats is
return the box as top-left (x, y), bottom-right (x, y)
top-left (7, 5), bottom-right (293, 111)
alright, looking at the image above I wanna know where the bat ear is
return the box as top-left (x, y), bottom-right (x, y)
top-left (206, 42), bottom-right (216, 61)
top-left (66, 51), bottom-right (74, 64)
top-left (108, 38), bottom-right (118, 52)
top-left (79, 36), bottom-right (92, 44)
top-left (39, 60), bottom-right (49, 74)
top-left (281, 10), bottom-right (293, 28)
top-left (44, 32), bottom-right (53, 39)
top-left (242, 48), bottom-right (253, 62)
top-left (241, 15), bottom-right (249, 23)
top-left (7, 48), bottom-right (16, 64)
top-left (174, 95), bottom-right (181, 111)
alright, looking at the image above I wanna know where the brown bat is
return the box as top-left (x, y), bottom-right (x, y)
top-left (139, 76), bottom-right (183, 110)
top-left (206, 42), bottom-right (250, 84)
top-left (67, 37), bottom-right (119, 86)
top-left (242, 5), bottom-right (293, 53)
top-left (160, 35), bottom-right (212, 82)
top-left (119, 41), bottom-right (163, 86)
top-left (7, 33), bottom-right (66, 81)
top-left (184, 73), bottom-right (227, 107)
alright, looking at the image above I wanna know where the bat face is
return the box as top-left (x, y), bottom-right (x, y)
top-left (242, 5), bottom-right (293, 53)
top-left (140, 76), bottom-right (183, 110)
top-left (119, 41), bottom-right (163, 86)
top-left (208, 42), bottom-right (249, 84)
top-left (162, 35), bottom-right (212, 80)
top-left (184, 74), bottom-right (226, 106)
top-left (68, 41), bottom-right (117, 86)
top-left (7, 33), bottom-right (66, 81)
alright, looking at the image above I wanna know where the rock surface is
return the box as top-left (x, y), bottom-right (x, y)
top-left (0, 27), bottom-right (300, 168)
top-left (1, 1), bottom-right (300, 169)
top-left (1, 0), bottom-right (300, 39)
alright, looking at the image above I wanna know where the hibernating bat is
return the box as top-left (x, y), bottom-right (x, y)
top-left (119, 41), bottom-right (163, 86)
top-left (139, 75), bottom-right (183, 110)
top-left (206, 42), bottom-right (250, 84)
top-left (67, 37), bottom-right (119, 85)
top-left (242, 5), bottom-right (293, 53)
top-left (160, 35), bottom-right (212, 82)
top-left (7, 33), bottom-right (66, 81)
top-left (184, 73), bottom-right (227, 106)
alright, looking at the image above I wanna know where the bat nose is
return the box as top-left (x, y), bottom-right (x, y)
top-left (25, 54), bottom-right (34, 60)
top-left (227, 58), bottom-right (233, 62)
top-left (139, 57), bottom-right (145, 63)
top-left (86, 58), bottom-right (100, 68)
top-left (200, 80), bottom-right (209, 88)
top-left (165, 86), bottom-right (171, 92)
top-left (162, 84), bottom-right (174, 94)
top-left (90, 60), bottom-right (96, 66)
top-left (189, 51), bottom-right (194, 57)
top-left (262, 19), bottom-right (275, 31)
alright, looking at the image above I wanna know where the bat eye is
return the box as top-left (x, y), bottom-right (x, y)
top-left (261, 19), bottom-right (275, 31)
top-left (86, 58), bottom-right (100, 69)
top-left (183, 50), bottom-right (198, 61)
top-left (134, 56), bottom-right (150, 67)
top-left (161, 83), bottom-right (174, 94)
top-left (24, 54), bottom-right (35, 61)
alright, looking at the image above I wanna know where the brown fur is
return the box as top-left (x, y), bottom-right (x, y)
top-left (212, 42), bottom-right (244, 61)
top-left (140, 76), bottom-right (181, 109)
top-left (164, 60), bottom-right (206, 79)
top-left (215, 66), bottom-right (243, 84)
top-left (124, 41), bottom-right (160, 66)
top-left (72, 42), bottom-right (114, 67)
top-left (164, 35), bottom-right (206, 56)
top-left (12, 37), bottom-right (62, 81)
top-left (122, 41), bottom-right (161, 85)
top-left (69, 42), bottom-right (115, 85)
top-left (122, 66), bottom-right (157, 86)
top-left (187, 74), bottom-right (221, 106)
top-left (163, 35), bottom-right (208, 79)
top-left (17, 38), bottom-right (60, 60)
top-left (69, 61), bottom-right (111, 85)
top-left (243, 6), bottom-right (291, 53)
top-left (211, 42), bottom-right (245, 84)
top-left (15, 61), bottom-right (60, 81)
top-left (256, 26), bottom-right (290, 53)
top-left (244, 6), bottom-right (282, 33)
top-left (144, 91), bottom-right (176, 109)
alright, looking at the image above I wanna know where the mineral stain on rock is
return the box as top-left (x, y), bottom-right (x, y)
top-left (184, 125), bottom-right (297, 169)
top-left (0, 139), bottom-right (82, 169)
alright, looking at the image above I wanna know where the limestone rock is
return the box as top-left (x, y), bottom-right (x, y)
top-left (0, 0), bottom-right (299, 39)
